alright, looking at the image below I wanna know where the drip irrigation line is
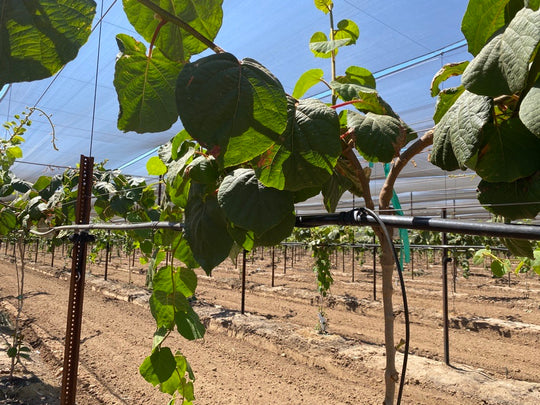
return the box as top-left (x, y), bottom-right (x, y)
top-left (363, 207), bottom-right (409, 405)
top-left (30, 221), bottom-right (184, 236)
top-left (28, 211), bottom-right (540, 240)
top-left (295, 210), bottom-right (540, 240)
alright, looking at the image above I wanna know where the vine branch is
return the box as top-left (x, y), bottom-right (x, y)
top-left (379, 129), bottom-right (434, 210)
top-left (136, 0), bottom-right (225, 54)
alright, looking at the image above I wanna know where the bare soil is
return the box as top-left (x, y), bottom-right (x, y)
top-left (1, 245), bottom-right (540, 404)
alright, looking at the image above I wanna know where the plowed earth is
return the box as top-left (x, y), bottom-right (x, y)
top-left (1, 246), bottom-right (540, 404)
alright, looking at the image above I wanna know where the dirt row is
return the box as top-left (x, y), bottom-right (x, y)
top-left (1, 248), bottom-right (540, 404)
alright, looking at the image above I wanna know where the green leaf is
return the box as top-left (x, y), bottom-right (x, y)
top-left (6, 146), bottom-right (22, 159)
top-left (160, 352), bottom-right (192, 396)
top-left (433, 86), bottom-right (466, 124)
top-left (348, 111), bottom-right (404, 163)
top-left (475, 118), bottom-right (540, 182)
top-left (430, 61), bottom-right (469, 97)
top-left (503, 238), bottom-right (535, 259)
top-left (218, 169), bottom-right (294, 235)
top-left (150, 266), bottom-right (190, 329)
top-left (309, 32), bottom-right (350, 58)
top-left (341, 66), bottom-right (376, 89)
top-left (185, 183), bottom-right (234, 274)
top-left (314, 0), bottom-right (333, 13)
top-left (227, 224), bottom-right (255, 251)
top-left (176, 53), bottom-right (288, 167)
top-left (147, 156), bottom-right (168, 176)
top-left (430, 91), bottom-right (493, 171)
top-left (186, 155), bottom-right (218, 184)
top-left (7, 346), bottom-right (17, 358)
top-left (519, 79), bottom-right (540, 137)
top-left (505, 0), bottom-right (528, 22)
top-left (462, 8), bottom-right (540, 97)
top-left (461, 0), bottom-right (512, 56)
top-left (33, 176), bottom-right (51, 192)
top-left (491, 260), bottom-right (509, 277)
top-left (114, 34), bottom-right (182, 133)
top-left (152, 327), bottom-right (169, 350)
top-left (321, 171), bottom-right (348, 213)
top-left (175, 306), bottom-right (205, 340)
top-left (321, 159), bottom-right (367, 213)
top-left (473, 248), bottom-right (490, 265)
top-left (330, 81), bottom-right (377, 103)
top-left (527, 0), bottom-right (540, 10)
top-left (140, 346), bottom-right (176, 386)
top-left (173, 236), bottom-right (199, 269)
top-left (0, 0), bottom-right (96, 87)
top-left (292, 68), bottom-right (325, 99)
top-left (255, 211), bottom-right (296, 247)
top-left (477, 171), bottom-right (540, 219)
top-left (335, 19), bottom-right (359, 45)
top-left (255, 98), bottom-right (341, 191)
top-left (122, 0), bottom-right (223, 62)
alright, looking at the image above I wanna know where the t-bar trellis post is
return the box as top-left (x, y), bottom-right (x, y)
top-left (61, 155), bottom-right (94, 405)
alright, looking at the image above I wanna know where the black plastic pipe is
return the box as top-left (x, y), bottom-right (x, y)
top-left (295, 210), bottom-right (540, 240)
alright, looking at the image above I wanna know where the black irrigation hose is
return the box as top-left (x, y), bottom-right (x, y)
top-left (362, 208), bottom-right (409, 405)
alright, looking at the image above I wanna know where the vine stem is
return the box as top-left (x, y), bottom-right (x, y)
top-left (328, 5), bottom-right (337, 105)
top-left (148, 19), bottom-right (168, 58)
top-left (379, 129), bottom-right (434, 209)
top-left (135, 0), bottom-right (225, 54)
top-left (331, 99), bottom-right (362, 109)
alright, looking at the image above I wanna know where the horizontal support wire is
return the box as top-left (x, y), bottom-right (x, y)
top-left (29, 210), bottom-right (540, 241)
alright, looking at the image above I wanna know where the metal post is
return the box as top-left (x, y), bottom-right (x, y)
top-left (61, 155), bottom-right (94, 405)
top-left (372, 236), bottom-right (377, 300)
top-left (351, 246), bottom-right (355, 282)
top-left (34, 240), bottom-right (39, 263)
top-left (51, 244), bottom-right (55, 267)
top-left (241, 249), bottom-right (247, 314)
top-left (342, 248), bottom-right (345, 273)
top-left (283, 245), bottom-right (287, 274)
top-left (271, 246), bottom-right (275, 287)
top-left (441, 208), bottom-right (450, 366)
top-left (104, 230), bottom-right (110, 281)
top-left (411, 247), bottom-right (415, 279)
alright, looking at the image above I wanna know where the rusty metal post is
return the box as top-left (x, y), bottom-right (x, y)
top-left (61, 155), bottom-right (94, 405)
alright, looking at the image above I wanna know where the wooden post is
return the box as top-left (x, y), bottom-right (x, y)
top-left (61, 155), bottom-right (94, 405)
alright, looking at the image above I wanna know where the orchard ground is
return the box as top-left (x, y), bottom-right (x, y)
top-left (1, 245), bottom-right (540, 404)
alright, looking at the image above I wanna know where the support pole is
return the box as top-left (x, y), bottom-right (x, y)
top-left (104, 230), bottom-right (110, 281)
top-left (271, 246), bottom-right (275, 287)
top-left (351, 246), bottom-right (355, 282)
top-left (372, 236), bottom-right (377, 300)
top-left (441, 208), bottom-right (450, 366)
top-left (61, 155), bottom-right (94, 405)
top-left (283, 245), bottom-right (287, 274)
top-left (241, 249), bottom-right (247, 315)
